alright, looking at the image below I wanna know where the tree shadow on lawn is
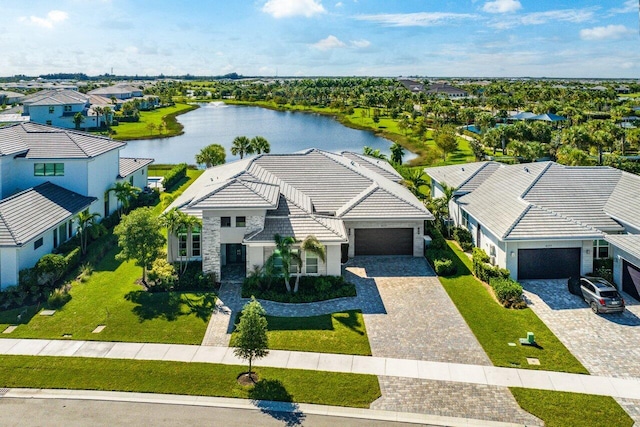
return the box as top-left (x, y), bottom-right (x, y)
top-left (332, 310), bottom-right (366, 336)
top-left (249, 379), bottom-right (305, 427)
top-left (263, 314), bottom-right (333, 332)
top-left (125, 291), bottom-right (216, 322)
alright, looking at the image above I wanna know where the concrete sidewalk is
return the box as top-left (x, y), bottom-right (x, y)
top-left (1, 388), bottom-right (527, 427)
top-left (1, 338), bottom-right (640, 400)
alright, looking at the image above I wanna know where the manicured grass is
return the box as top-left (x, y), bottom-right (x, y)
top-left (150, 168), bottom-right (204, 216)
top-left (230, 310), bottom-right (371, 356)
top-left (0, 355), bottom-right (381, 408)
top-left (435, 241), bottom-right (588, 373)
top-left (0, 246), bottom-right (213, 345)
top-left (112, 103), bottom-right (198, 140)
top-left (510, 388), bottom-right (633, 427)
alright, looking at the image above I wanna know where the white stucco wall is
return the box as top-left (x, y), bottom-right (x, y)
top-left (28, 104), bottom-right (84, 129)
top-left (88, 150), bottom-right (122, 217)
top-left (8, 158), bottom-right (90, 196)
top-left (0, 249), bottom-right (18, 289)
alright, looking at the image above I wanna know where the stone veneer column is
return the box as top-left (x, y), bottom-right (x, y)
top-left (202, 216), bottom-right (221, 280)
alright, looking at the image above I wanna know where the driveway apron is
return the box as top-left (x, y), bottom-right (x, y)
top-left (523, 279), bottom-right (640, 423)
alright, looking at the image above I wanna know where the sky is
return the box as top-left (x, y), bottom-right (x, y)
top-left (0, 0), bottom-right (639, 78)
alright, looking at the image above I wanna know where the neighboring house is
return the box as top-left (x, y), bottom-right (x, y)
top-left (88, 84), bottom-right (144, 100)
top-left (0, 123), bottom-right (153, 287)
top-left (427, 161), bottom-right (640, 296)
top-left (0, 90), bottom-right (24, 105)
top-left (399, 79), bottom-right (425, 93)
top-left (20, 89), bottom-right (113, 129)
top-left (426, 83), bottom-right (469, 99)
top-left (167, 149), bottom-right (433, 280)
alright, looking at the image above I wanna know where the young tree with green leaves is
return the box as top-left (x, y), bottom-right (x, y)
top-left (390, 142), bottom-right (404, 165)
top-left (108, 181), bottom-right (141, 217)
top-left (73, 112), bottom-right (85, 130)
top-left (114, 207), bottom-right (165, 284)
top-left (434, 125), bottom-right (459, 161)
top-left (233, 297), bottom-right (269, 382)
top-left (195, 144), bottom-right (226, 168)
top-left (76, 210), bottom-right (101, 255)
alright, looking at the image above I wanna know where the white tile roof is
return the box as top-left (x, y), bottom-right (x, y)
top-left (431, 161), bottom-right (640, 241)
top-left (119, 157), bottom-right (154, 178)
top-left (605, 235), bottom-right (640, 261)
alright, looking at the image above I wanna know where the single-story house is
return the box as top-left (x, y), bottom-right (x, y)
top-left (427, 161), bottom-right (640, 293)
top-left (167, 149), bottom-right (434, 280)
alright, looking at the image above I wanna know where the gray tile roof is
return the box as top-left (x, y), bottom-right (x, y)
top-left (0, 182), bottom-right (95, 247)
top-left (22, 89), bottom-right (88, 106)
top-left (190, 176), bottom-right (280, 210)
top-left (436, 161), bottom-right (640, 242)
top-left (426, 162), bottom-right (499, 191)
top-left (244, 215), bottom-right (347, 243)
top-left (341, 151), bottom-right (403, 182)
top-left (605, 172), bottom-right (640, 229)
top-left (0, 123), bottom-right (125, 159)
top-left (605, 235), bottom-right (640, 261)
top-left (338, 186), bottom-right (430, 219)
top-left (119, 157), bottom-right (154, 178)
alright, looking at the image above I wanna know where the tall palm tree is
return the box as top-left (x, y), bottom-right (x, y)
top-left (93, 106), bottom-right (104, 130)
top-left (195, 144), bottom-right (226, 168)
top-left (250, 136), bottom-right (271, 155)
top-left (108, 181), bottom-right (141, 217)
top-left (76, 210), bottom-right (101, 255)
top-left (160, 209), bottom-right (202, 274)
top-left (293, 235), bottom-right (326, 293)
top-left (390, 143), bottom-right (404, 165)
top-left (231, 136), bottom-right (253, 159)
top-left (401, 168), bottom-right (429, 200)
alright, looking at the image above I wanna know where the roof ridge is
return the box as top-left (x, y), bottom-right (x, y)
top-left (519, 161), bottom-right (554, 199)
top-left (456, 161), bottom-right (496, 190)
top-left (65, 132), bottom-right (91, 158)
top-left (502, 204), bottom-right (532, 239)
top-left (335, 183), bottom-right (378, 217)
top-left (238, 179), bottom-right (278, 205)
top-left (188, 179), bottom-right (236, 207)
top-left (0, 210), bottom-right (18, 245)
top-left (248, 163), bottom-right (313, 213)
top-left (310, 214), bottom-right (344, 237)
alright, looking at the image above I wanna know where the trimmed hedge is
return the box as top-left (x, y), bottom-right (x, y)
top-left (242, 275), bottom-right (356, 303)
top-left (434, 258), bottom-right (456, 276)
top-left (490, 277), bottom-right (525, 308)
top-left (162, 163), bottom-right (188, 190)
top-left (472, 248), bottom-right (510, 283)
top-left (453, 227), bottom-right (473, 252)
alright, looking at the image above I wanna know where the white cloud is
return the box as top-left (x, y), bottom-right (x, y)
top-left (350, 39), bottom-right (370, 48)
top-left (356, 12), bottom-right (478, 27)
top-left (580, 24), bottom-right (635, 41)
top-left (20, 10), bottom-right (68, 29)
top-left (483, 0), bottom-right (522, 14)
top-left (610, 0), bottom-right (637, 14)
top-left (312, 35), bottom-right (346, 50)
top-left (335, 2), bottom-right (343, 7)
top-left (262, 0), bottom-right (326, 18)
top-left (491, 8), bottom-right (595, 29)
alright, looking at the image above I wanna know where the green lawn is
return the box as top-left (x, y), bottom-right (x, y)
top-left (0, 246), bottom-right (213, 345)
top-left (437, 241), bottom-right (587, 373)
top-left (230, 310), bottom-right (371, 356)
top-left (0, 355), bottom-right (381, 408)
top-left (511, 388), bottom-right (633, 427)
top-left (112, 103), bottom-right (197, 140)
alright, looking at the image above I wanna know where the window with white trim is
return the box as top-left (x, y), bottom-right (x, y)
top-left (593, 239), bottom-right (609, 259)
top-left (306, 252), bottom-right (318, 274)
top-left (461, 210), bottom-right (469, 229)
top-left (191, 227), bottom-right (201, 257)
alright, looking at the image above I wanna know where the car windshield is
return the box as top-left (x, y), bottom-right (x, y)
top-left (600, 291), bottom-right (619, 299)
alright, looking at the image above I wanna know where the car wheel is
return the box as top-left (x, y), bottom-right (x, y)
top-left (590, 301), bottom-right (599, 314)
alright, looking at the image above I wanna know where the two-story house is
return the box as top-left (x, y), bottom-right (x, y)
top-left (0, 122), bottom-right (153, 287)
top-left (21, 89), bottom-right (114, 129)
top-left (167, 149), bottom-right (433, 280)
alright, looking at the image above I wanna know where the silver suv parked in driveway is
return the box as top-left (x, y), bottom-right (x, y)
top-left (580, 277), bottom-right (625, 314)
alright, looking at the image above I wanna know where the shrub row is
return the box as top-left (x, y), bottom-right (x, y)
top-left (163, 163), bottom-right (188, 190)
top-left (453, 227), bottom-right (473, 252)
top-left (242, 275), bottom-right (356, 303)
top-left (489, 277), bottom-right (525, 308)
top-left (147, 260), bottom-right (217, 292)
top-left (472, 248), bottom-right (510, 283)
top-left (434, 258), bottom-right (456, 276)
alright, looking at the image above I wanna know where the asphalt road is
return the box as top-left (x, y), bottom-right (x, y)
top-left (0, 398), bottom-right (436, 427)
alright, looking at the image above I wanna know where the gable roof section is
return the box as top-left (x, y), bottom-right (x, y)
top-left (605, 235), bottom-right (640, 261)
top-left (119, 157), bottom-right (154, 178)
top-left (22, 89), bottom-right (88, 106)
top-left (190, 177), bottom-right (280, 210)
top-left (505, 205), bottom-right (602, 240)
top-left (605, 172), bottom-right (640, 230)
top-left (0, 122), bottom-right (125, 159)
top-left (426, 162), bottom-right (499, 191)
top-left (338, 185), bottom-right (431, 220)
top-left (523, 163), bottom-right (624, 233)
top-left (0, 182), bottom-right (95, 247)
top-left (244, 215), bottom-right (347, 243)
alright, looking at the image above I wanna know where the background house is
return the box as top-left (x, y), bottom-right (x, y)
top-left (167, 149), bottom-right (433, 280)
top-left (427, 161), bottom-right (640, 297)
top-left (0, 123), bottom-right (153, 287)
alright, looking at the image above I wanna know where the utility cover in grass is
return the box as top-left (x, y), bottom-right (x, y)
top-left (2, 326), bottom-right (17, 334)
top-left (40, 310), bottom-right (56, 316)
top-left (92, 325), bottom-right (106, 333)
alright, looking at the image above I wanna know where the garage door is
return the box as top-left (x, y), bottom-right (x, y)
top-left (518, 248), bottom-right (581, 280)
top-left (622, 260), bottom-right (640, 301)
top-left (355, 228), bottom-right (413, 256)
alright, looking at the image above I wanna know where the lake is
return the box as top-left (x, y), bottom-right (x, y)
top-left (120, 103), bottom-right (413, 164)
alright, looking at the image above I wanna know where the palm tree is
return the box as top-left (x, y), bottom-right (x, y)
top-left (401, 168), bottom-right (429, 200)
top-left (160, 209), bottom-right (202, 274)
top-left (179, 214), bottom-right (201, 274)
top-left (266, 234), bottom-right (300, 293)
top-left (108, 181), bottom-right (141, 217)
top-left (231, 136), bottom-right (253, 159)
top-left (73, 112), bottom-right (85, 130)
top-left (76, 210), bottom-right (101, 255)
top-left (430, 183), bottom-right (456, 237)
top-left (93, 106), bottom-right (104, 130)
top-left (195, 144), bottom-right (226, 168)
top-left (250, 136), bottom-right (271, 155)
top-left (363, 146), bottom-right (387, 160)
top-left (293, 235), bottom-right (326, 293)
top-left (390, 143), bottom-right (404, 165)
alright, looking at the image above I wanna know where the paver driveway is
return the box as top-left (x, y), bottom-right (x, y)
top-left (523, 279), bottom-right (640, 422)
top-left (348, 256), bottom-right (540, 426)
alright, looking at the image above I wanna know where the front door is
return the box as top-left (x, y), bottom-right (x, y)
top-left (226, 244), bottom-right (246, 264)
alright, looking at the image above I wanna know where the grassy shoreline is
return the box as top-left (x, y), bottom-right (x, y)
top-left (112, 103), bottom-right (199, 141)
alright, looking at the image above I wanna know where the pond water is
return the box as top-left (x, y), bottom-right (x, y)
top-left (120, 103), bottom-right (414, 164)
